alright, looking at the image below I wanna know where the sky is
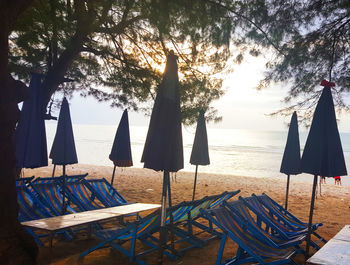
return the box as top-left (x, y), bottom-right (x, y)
top-left (58, 55), bottom-right (350, 133)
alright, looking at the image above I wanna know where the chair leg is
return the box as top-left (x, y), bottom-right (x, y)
top-left (216, 234), bottom-right (227, 265)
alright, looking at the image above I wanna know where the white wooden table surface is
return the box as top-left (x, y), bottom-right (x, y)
top-left (21, 203), bottom-right (160, 231)
top-left (307, 225), bottom-right (350, 265)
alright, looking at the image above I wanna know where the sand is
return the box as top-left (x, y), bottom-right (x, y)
top-left (22, 164), bottom-right (350, 265)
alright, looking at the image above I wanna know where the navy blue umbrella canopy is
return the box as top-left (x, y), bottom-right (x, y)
top-left (109, 109), bottom-right (133, 167)
top-left (280, 111), bottom-right (301, 175)
top-left (280, 111), bottom-right (301, 210)
top-left (50, 97), bottom-right (78, 166)
top-left (15, 73), bottom-right (48, 169)
top-left (190, 110), bottom-right (210, 166)
top-left (301, 85), bottom-right (347, 177)
top-left (301, 80), bottom-right (347, 258)
top-left (141, 51), bottom-right (183, 263)
top-left (190, 110), bottom-right (210, 201)
top-left (141, 52), bottom-right (184, 172)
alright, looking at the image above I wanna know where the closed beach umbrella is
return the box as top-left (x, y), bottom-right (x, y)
top-left (15, 73), bottom-right (48, 170)
top-left (109, 109), bottom-right (133, 186)
top-left (190, 110), bottom-right (210, 201)
top-left (141, 51), bottom-right (183, 263)
top-left (301, 80), bottom-right (347, 258)
top-left (280, 111), bottom-right (301, 210)
top-left (50, 97), bottom-right (78, 214)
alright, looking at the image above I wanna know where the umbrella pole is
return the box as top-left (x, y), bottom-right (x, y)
top-left (284, 174), bottom-right (290, 210)
top-left (62, 165), bottom-right (66, 215)
top-left (52, 164), bottom-right (56, 178)
top-left (192, 165), bottom-right (199, 201)
top-left (305, 174), bottom-right (318, 260)
top-left (319, 176), bottom-right (322, 197)
top-left (158, 171), bottom-right (169, 265)
top-left (111, 165), bottom-right (116, 186)
top-left (167, 172), bottom-right (176, 251)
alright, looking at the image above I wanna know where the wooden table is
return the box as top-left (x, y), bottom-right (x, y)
top-left (22, 203), bottom-right (160, 247)
top-left (307, 225), bottom-right (350, 265)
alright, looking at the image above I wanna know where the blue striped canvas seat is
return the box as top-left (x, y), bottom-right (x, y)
top-left (201, 206), bottom-right (302, 265)
top-left (17, 184), bottom-right (73, 245)
top-left (86, 178), bottom-right (127, 206)
top-left (225, 200), bottom-right (305, 249)
top-left (29, 180), bottom-right (78, 215)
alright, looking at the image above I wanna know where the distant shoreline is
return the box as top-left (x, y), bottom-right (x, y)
top-left (23, 163), bottom-right (350, 198)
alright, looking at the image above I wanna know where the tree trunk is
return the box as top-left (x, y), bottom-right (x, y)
top-left (0, 2), bottom-right (38, 264)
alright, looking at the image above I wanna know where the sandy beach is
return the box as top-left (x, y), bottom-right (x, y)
top-left (23, 164), bottom-right (350, 265)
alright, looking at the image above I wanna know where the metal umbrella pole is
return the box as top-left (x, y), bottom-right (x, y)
top-left (305, 174), bottom-right (318, 259)
top-left (52, 164), bottom-right (56, 177)
top-left (111, 165), bottom-right (117, 186)
top-left (192, 165), bottom-right (199, 201)
top-left (158, 171), bottom-right (169, 264)
top-left (62, 165), bottom-right (66, 215)
top-left (284, 174), bottom-right (290, 210)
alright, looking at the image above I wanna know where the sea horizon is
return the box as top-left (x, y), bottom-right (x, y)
top-left (45, 123), bottom-right (350, 186)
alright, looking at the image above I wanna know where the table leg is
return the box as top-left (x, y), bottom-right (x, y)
top-left (49, 232), bottom-right (54, 249)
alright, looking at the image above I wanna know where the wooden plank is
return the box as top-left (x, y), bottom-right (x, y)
top-left (308, 225), bottom-right (350, 265)
top-left (97, 203), bottom-right (161, 215)
top-left (21, 212), bottom-right (115, 231)
top-left (333, 225), bottom-right (350, 242)
top-left (21, 203), bottom-right (160, 232)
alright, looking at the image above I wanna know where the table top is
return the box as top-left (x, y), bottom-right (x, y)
top-left (21, 203), bottom-right (160, 231)
top-left (307, 225), bottom-right (350, 265)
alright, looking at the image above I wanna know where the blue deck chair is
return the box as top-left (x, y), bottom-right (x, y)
top-left (178, 190), bottom-right (241, 244)
top-left (64, 179), bottom-right (105, 211)
top-left (225, 200), bottom-right (305, 249)
top-left (86, 178), bottom-right (127, 206)
top-left (33, 173), bottom-right (88, 184)
top-left (17, 184), bottom-right (73, 245)
top-left (167, 191), bottom-right (240, 253)
top-left (81, 209), bottom-right (178, 265)
top-left (256, 193), bottom-right (325, 235)
top-left (253, 194), bottom-right (326, 248)
top-left (240, 196), bottom-right (323, 250)
top-left (241, 196), bottom-right (307, 236)
top-left (200, 206), bottom-right (302, 265)
top-left (29, 179), bottom-right (78, 215)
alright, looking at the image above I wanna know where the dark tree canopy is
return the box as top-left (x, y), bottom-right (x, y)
top-left (209, 0), bottom-right (350, 124)
top-left (9, 0), bottom-right (242, 125)
top-left (9, 0), bottom-right (350, 125)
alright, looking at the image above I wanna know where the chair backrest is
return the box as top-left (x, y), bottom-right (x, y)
top-left (239, 196), bottom-right (295, 237)
top-left (202, 206), bottom-right (294, 264)
top-left (33, 173), bottom-right (88, 184)
top-left (65, 180), bottom-right (104, 211)
top-left (17, 184), bottom-right (55, 221)
top-left (225, 200), bottom-right (285, 246)
top-left (98, 209), bottom-right (161, 241)
top-left (256, 193), bottom-right (306, 227)
top-left (86, 178), bottom-right (127, 206)
top-left (29, 180), bottom-right (77, 215)
top-left (166, 199), bottom-right (204, 224)
top-left (210, 190), bottom-right (241, 208)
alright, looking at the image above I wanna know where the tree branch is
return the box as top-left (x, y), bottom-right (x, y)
top-left (205, 0), bottom-right (286, 56)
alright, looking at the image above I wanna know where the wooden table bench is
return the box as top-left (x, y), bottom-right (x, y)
top-left (21, 203), bottom-right (160, 248)
top-left (307, 224), bottom-right (350, 265)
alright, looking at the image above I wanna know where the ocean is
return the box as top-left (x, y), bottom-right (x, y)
top-left (45, 123), bottom-right (350, 186)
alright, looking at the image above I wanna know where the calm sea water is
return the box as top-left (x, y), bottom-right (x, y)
top-left (45, 123), bottom-right (350, 186)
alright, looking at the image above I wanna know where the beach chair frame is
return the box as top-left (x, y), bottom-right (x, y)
top-left (200, 206), bottom-right (302, 265)
top-left (85, 178), bottom-right (128, 206)
top-left (225, 200), bottom-right (305, 249)
top-left (17, 184), bottom-right (73, 245)
top-left (81, 208), bottom-right (178, 265)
